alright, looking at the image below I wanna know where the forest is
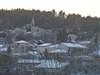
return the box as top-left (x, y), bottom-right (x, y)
top-left (0, 9), bottom-right (100, 32)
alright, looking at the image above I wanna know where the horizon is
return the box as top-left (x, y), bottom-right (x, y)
top-left (0, 0), bottom-right (100, 17)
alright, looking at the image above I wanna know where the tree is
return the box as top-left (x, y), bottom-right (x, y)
top-left (59, 10), bottom-right (66, 18)
top-left (52, 9), bottom-right (56, 16)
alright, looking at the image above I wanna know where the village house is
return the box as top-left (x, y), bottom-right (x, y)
top-left (34, 60), bottom-right (69, 75)
top-left (15, 28), bottom-right (27, 33)
top-left (37, 43), bottom-right (52, 53)
top-left (58, 42), bottom-right (86, 55)
top-left (45, 44), bottom-right (58, 51)
top-left (0, 37), bottom-right (7, 44)
top-left (0, 44), bottom-right (8, 54)
top-left (31, 26), bottom-right (45, 37)
top-left (46, 49), bottom-right (68, 61)
top-left (16, 59), bottom-right (40, 71)
top-left (11, 40), bottom-right (33, 54)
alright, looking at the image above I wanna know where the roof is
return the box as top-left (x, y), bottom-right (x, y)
top-left (35, 60), bottom-right (68, 68)
top-left (80, 41), bottom-right (91, 44)
top-left (62, 43), bottom-right (86, 48)
top-left (14, 40), bottom-right (28, 44)
top-left (38, 43), bottom-right (51, 47)
top-left (14, 40), bottom-right (34, 46)
top-left (0, 44), bottom-right (3, 47)
top-left (48, 44), bottom-right (58, 48)
top-left (48, 49), bottom-right (67, 53)
top-left (12, 52), bottom-right (34, 55)
top-left (18, 59), bottom-right (40, 64)
top-left (0, 47), bottom-right (7, 52)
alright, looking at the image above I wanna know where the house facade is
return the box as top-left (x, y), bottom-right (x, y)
top-left (58, 43), bottom-right (86, 56)
top-left (34, 60), bottom-right (69, 75)
top-left (11, 40), bottom-right (33, 54)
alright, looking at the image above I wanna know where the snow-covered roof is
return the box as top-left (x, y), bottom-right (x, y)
top-left (27, 51), bottom-right (34, 55)
top-left (0, 44), bottom-right (3, 48)
top-left (48, 49), bottom-right (67, 53)
top-left (74, 55), bottom-right (94, 60)
top-left (48, 44), bottom-right (58, 48)
top-left (28, 51), bottom-right (39, 55)
top-left (14, 40), bottom-right (34, 46)
top-left (18, 59), bottom-right (40, 64)
top-left (12, 53), bottom-right (28, 56)
top-left (62, 43), bottom-right (86, 48)
top-left (38, 43), bottom-right (51, 47)
top-left (0, 47), bottom-right (7, 51)
top-left (80, 41), bottom-right (91, 44)
top-left (14, 40), bottom-right (28, 44)
top-left (35, 60), bottom-right (68, 68)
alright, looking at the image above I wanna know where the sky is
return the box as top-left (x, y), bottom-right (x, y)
top-left (0, 0), bottom-right (100, 17)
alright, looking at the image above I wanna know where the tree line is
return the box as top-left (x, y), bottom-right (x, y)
top-left (0, 9), bottom-right (100, 32)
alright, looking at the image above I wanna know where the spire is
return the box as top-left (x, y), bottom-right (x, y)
top-left (31, 16), bottom-right (35, 27)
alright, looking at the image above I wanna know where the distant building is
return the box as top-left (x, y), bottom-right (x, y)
top-left (34, 60), bottom-right (69, 75)
top-left (67, 34), bottom-right (78, 42)
top-left (37, 43), bottom-right (52, 53)
top-left (58, 43), bottom-right (86, 55)
top-left (0, 44), bottom-right (9, 54)
top-left (11, 40), bottom-right (33, 54)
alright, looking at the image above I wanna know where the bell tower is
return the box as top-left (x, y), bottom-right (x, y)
top-left (31, 17), bottom-right (35, 27)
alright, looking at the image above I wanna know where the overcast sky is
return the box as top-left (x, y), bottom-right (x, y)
top-left (0, 0), bottom-right (100, 17)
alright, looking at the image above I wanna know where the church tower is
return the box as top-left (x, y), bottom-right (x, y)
top-left (31, 17), bottom-right (35, 27)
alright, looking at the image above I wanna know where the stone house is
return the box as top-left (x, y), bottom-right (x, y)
top-left (46, 49), bottom-right (68, 61)
top-left (37, 43), bottom-right (52, 53)
top-left (11, 40), bottom-right (33, 54)
top-left (17, 59), bottom-right (40, 71)
top-left (31, 26), bottom-right (45, 36)
top-left (58, 43), bottom-right (86, 55)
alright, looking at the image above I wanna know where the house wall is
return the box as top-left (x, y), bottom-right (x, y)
top-left (70, 48), bottom-right (85, 56)
top-left (58, 44), bottom-right (69, 50)
top-left (37, 46), bottom-right (46, 53)
top-left (46, 47), bottom-right (57, 51)
top-left (31, 26), bottom-right (45, 34)
top-left (34, 68), bottom-right (66, 75)
top-left (47, 53), bottom-right (68, 61)
top-left (11, 43), bottom-right (30, 54)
